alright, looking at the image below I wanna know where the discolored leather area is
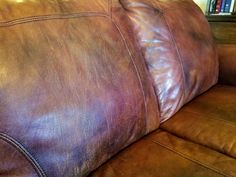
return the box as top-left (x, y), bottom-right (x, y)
top-left (120, 0), bottom-right (219, 122)
top-left (218, 44), bottom-right (236, 86)
top-left (90, 130), bottom-right (236, 177)
top-left (161, 85), bottom-right (236, 158)
top-left (0, 7), bottom-right (159, 177)
top-left (1, 0), bottom-right (235, 177)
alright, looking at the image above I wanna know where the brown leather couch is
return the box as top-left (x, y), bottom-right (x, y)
top-left (0, 0), bottom-right (235, 177)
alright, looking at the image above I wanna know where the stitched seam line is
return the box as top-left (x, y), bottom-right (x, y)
top-left (0, 12), bottom-right (109, 27)
top-left (160, 13), bottom-right (186, 102)
top-left (109, 0), bottom-right (112, 18)
top-left (182, 109), bottom-right (236, 127)
top-left (108, 0), bottom-right (110, 15)
top-left (119, 2), bottom-right (162, 125)
top-left (161, 122), bottom-right (236, 159)
top-left (151, 139), bottom-right (232, 177)
top-left (0, 133), bottom-right (46, 177)
top-left (111, 19), bottom-right (148, 134)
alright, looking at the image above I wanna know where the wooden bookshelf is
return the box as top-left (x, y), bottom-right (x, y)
top-left (206, 15), bottom-right (236, 44)
top-left (206, 15), bottom-right (236, 22)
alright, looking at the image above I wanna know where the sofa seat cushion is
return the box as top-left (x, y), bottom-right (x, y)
top-left (89, 130), bottom-right (236, 177)
top-left (161, 85), bottom-right (236, 158)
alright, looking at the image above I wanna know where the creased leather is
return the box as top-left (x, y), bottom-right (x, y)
top-left (161, 85), bottom-right (236, 158)
top-left (120, 0), bottom-right (219, 122)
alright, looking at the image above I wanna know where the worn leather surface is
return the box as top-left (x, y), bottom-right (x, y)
top-left (218, 44), bottom-right (236, 86)
top-left (120, 0), bottom-right (219, 122)
top-left (0, 0), bottom-right (159, 177)
top-left (90, 130), bottom-right (236, 177)
top-left (0, 0), bottom-right (235, 177)
top-left (161, 85), bottom-right (236, 158)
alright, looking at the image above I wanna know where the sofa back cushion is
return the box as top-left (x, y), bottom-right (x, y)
top-left (0, 0), bottom-right (159, 177)
top-left (121, 0), bottom-right (219, 122)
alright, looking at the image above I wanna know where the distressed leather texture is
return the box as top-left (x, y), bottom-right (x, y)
top-left (120, 0), bottom-right (219, 122)
top-left (0, 0), bottom-right (236, 177)
top-left (0, 0), bottom-right (159, 177)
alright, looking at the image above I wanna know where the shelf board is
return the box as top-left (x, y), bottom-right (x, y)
top-left (206, 15), bottom-right (236, 22)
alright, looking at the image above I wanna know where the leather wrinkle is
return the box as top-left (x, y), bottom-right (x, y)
top-left (151, 137), bottom-right (232, 177)
top-left (0, 133), bottom-right (46, 177)
top-left (160, 12), bottom-right (186, 102)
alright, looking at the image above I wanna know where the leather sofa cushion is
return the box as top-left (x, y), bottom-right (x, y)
top-left (161, 85), bottom-right (236, 158)
top-left (90, 130), bottom-right (236, 177)
top-left (120, 0), bottom-right (219, 122)
top-left (0, 1), bottom-right (159, 177)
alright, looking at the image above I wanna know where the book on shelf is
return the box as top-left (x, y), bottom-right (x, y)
top-left (224, 0), bottom-right (231, 12)
top-left (215, 0), bottom-right (223, 13)
top-left (220, 0), bottom-right (226, 12)
top-left (208, 0), bottom-right (236, 15)
top-left (209, 0), bottom-right (217, 13)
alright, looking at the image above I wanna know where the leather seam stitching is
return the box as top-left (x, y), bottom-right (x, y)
top-left (182, 109), bottom-right (236, 127)
top-left (0, 12), bottom-right (109, 27)
top-left (120, 2), bottom-right (162, 126)
top-left (0, 133), bottom-right (46, 177)
top-left (151, 139), bottom-right (232, 177)
top-left (160, 13), bottom-right (186, 102)
top-left (161, 123), bottom-right (236, 159)
top-left (111, 19), bottom-right (148, 133)
top-left (109, 0), bottom-right (112, 18)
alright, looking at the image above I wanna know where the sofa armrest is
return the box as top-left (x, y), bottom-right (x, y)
top-left (218, 44), bottom-right (236, 86)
